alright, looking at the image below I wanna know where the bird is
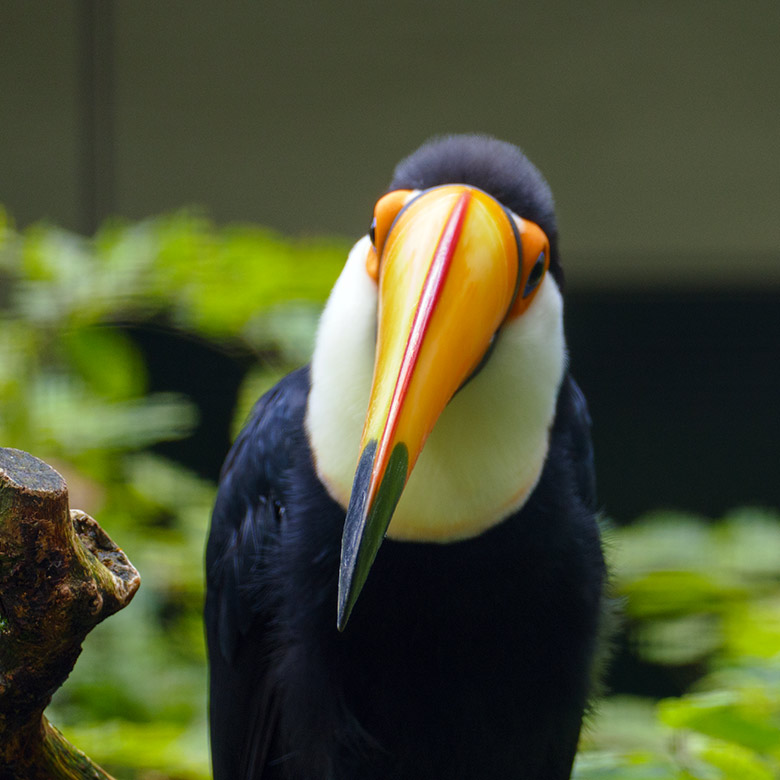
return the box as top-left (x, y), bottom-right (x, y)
top-left (205, 134), bottom-right (607, 780)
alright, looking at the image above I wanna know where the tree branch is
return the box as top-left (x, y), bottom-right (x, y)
top-left (0, 448), bottom-right (141, 779)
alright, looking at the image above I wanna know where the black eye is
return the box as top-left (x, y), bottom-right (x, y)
top-left (369, 217), bottom-right (377, 247)
top-left (523, 251), bottom-right (546, 297)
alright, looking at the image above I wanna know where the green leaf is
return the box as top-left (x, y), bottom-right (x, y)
top-left (61, 326), bottom-right (148, 400)
top-left (620, 570), bottom-right (745, 619)
top-left (681, 733), bottom-right (777, 780)
top-left (573, 750), bottom-right (678, 779)
top-left (659, 690), bottom-right (780, 754)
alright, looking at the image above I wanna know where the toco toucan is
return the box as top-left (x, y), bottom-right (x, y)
top-left (206, 134), bottom-right (607, 780)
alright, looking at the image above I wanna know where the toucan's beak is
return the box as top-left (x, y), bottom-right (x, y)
top-left (337, 185), bottom-right (521, 630)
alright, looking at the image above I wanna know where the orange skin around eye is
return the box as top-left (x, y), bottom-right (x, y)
top-left (507, 217), bottom-right (550, 319)
top-left (366, 189), bottom-right (414, 281)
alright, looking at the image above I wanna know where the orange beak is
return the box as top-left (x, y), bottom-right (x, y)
top-left (337, 185), bottom-right (523, 629)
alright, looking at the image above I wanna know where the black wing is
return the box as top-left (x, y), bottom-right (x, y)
top-left (205, 367), bottom-right (311, 780)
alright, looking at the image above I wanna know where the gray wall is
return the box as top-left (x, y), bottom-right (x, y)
top-left (2, 1), bottom-right (779, 287)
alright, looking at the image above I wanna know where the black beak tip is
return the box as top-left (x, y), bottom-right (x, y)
top-left (336, 441), bottom-right (408, 632)
top-left (336, 599), bottom-right (350, 633)
top-left (336, 443), bottom-right (376, 632)
top-left (336, 564), bottom-right (356, 632)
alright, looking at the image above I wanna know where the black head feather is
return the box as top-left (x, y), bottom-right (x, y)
top-left (389, 134), bottom-right (563, 288)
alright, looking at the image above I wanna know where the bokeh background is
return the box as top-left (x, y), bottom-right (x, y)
top-left (2, 2), bottom-right (779, 778)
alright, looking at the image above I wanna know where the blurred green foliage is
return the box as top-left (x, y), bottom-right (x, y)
top-left (576, 509), bottom-right (780, 779)
top-left (1, 208), bottom-right (778, 779)
top-left (0, 207), bottom-right (346, 779)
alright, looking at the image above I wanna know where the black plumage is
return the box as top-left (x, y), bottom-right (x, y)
top-left (206, 135), bottom-right (606, 780)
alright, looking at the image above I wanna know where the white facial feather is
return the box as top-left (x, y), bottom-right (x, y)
top-left (305, 235), bottom-right (566, 543)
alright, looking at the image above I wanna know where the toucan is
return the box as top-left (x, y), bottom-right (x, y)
top-left (205, 135), bottom-right (607, 780)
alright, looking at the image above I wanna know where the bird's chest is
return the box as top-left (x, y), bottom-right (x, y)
top-left (330, 517), bottom-right (582, 764)
top-left (277, 457), bottom-right (600, 779)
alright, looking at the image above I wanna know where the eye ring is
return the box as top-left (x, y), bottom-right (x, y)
top-left (369, 189), bottom-right (415, 258)
top-left (523, 251), bottom-right (546, 298)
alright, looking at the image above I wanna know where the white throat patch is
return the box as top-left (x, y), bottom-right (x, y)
top-left (305, 236), bottom-right (566, 543)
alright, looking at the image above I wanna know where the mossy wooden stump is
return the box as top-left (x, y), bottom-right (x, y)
top-left (0, 448), bottom-right (140, 780)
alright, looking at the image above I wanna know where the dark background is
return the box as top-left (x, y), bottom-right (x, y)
top-left (2, 1), bottom-right (779, 522)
